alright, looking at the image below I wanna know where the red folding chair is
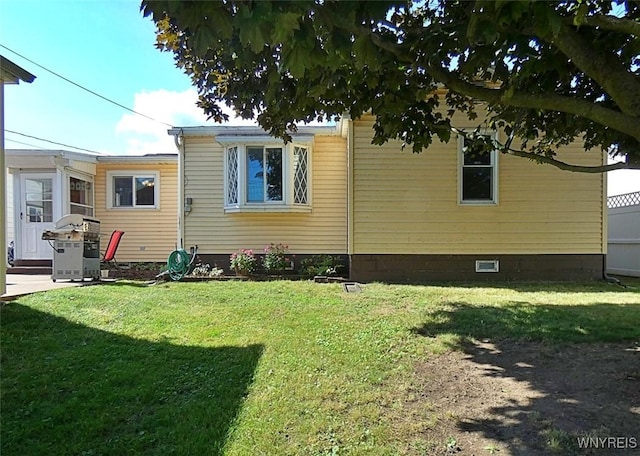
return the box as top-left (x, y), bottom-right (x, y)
top-left (102, 230), bottom-right (125, 269)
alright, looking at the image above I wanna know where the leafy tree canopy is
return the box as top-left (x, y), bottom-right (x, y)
top-left (141, 0), bottom-right (640, 172)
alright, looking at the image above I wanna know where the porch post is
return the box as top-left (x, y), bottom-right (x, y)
top-left (1, 81), bottom-right (6, 295)
top-left (0, 55), bottom-right (35, 297)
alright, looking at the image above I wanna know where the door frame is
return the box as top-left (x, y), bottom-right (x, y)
top-left (15, 171), bottom-right (61, 260)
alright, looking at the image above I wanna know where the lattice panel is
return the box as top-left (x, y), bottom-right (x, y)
top-left (608, 191), bottom-right (640, 209)
top-left (226, 147), bottom-right (239, 205)
top-left (293, 146), bottom-right (309, 204)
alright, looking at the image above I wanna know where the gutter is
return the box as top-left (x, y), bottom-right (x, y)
top-left (168, 125), bottom-right (340, 138)
top-left (96, 154), bottom-right (177, 163)
top-left (174, 129), bottom-right (186, 250)
top-left (347, 115), bottom-right (354, 258)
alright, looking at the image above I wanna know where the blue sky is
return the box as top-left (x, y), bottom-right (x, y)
top-left (1, 0), bottom-right (637, 195)
top-left (1, 0), bottom-right (249, 157)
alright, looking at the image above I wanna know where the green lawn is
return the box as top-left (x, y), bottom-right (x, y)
top-left (1, 279), bottom-right (639, 455)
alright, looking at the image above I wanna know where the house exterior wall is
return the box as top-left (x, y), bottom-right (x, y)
top-left (607, 192), bottom-right (640, 277)
top-left (182, 135), bottom-right (348, 262)
top-left (349, 116), bottom-right (606, 281)
top-left (94, 161), bottom-right (178, 262)
top-left (5, 151), bottom-right (99, 264)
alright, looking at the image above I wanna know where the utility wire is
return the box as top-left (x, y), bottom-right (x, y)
top-left (5, 137), bottom-right (46, 149)
top-left (0, 43), bottom-right (175, 128)
top-left (5, 129), bottom-right (104, 155)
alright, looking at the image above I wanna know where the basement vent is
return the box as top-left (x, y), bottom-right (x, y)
top-left (475, 260), bottom-right (499, 273)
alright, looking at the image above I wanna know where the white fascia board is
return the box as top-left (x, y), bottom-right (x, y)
top-left (96, 154), bottom-right (178, 163)
top-left (5, 149), bottom-right (98, 164)
top-left (168, 125), bottom-right (340, 138)
top-left (214, 134), bottom-right (315, 145)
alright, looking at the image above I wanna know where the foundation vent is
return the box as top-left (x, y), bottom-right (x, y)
top-left (475, 260), bottom-right (499, 273)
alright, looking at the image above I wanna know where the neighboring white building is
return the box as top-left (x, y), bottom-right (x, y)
top-left (607, 191), bottom-right (640, 277)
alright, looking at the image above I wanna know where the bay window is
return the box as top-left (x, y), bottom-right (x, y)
top-left (224, 143), bottom-right (310, 211)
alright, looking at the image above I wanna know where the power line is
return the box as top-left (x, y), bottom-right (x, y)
top-left (5, 129), bottom-right (104, 155)
top-left (4, 137), bottom-right (46, 149)
top-left (0, 43), bottom-right (175, 128)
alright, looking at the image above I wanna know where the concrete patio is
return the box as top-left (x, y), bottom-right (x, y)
top-left (1, 274), bottom-right (92, 301)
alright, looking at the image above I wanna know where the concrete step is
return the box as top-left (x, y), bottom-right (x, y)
top-left (7, 266), bottom-right (52, 275)
top-left (13, 259), bottom-right (52, 267)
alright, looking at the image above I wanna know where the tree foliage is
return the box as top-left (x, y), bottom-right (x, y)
top-left (141, 0), bottom-right (640, 172)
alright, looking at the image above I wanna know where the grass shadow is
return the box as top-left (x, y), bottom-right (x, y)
top-left (1, 303), bottom-right (263, 456)
top-left (381, 277), bottom-right (640, 293)
top-left (89, 279), bottom-right (153, 288)
top-left (412, 301), bottom-right (640, 344)
top-left (412, 302), bottom-right (640, 454)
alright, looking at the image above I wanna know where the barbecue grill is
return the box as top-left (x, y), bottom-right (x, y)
top-left (42, 214), bottom-right (101, 282)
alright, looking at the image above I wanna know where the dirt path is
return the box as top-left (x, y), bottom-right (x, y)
top-left (408, 341), bottom-right (640, 455)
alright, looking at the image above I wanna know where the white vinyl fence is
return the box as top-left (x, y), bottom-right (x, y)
top-left (607, 191), bottom-right (640, 277)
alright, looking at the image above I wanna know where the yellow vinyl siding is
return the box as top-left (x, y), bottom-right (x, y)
top-left (95, 162), bottom-right (178, 261)
top-left (352, 118), bottom-right (604, 255)
top-left (183, 135), bottom-right (347, 254)
top-left (68, 159), bottom-right (96, 176)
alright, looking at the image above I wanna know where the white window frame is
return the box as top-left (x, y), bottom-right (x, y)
top-left (458, 130), bottom-right (499, 205)
top-left (67, 173), bottom-right (94, 216)
top-left (106, 171), bottom-right (160, 210)
top-left (224, 143), bottom-right (312, 213)
top-left (245, 145), bottom-right (285, 204)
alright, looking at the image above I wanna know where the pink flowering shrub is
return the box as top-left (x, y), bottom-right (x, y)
top-left (230, 248), bottom-right (257, 274)
top-left (263, 243), bottom-right (289, 273)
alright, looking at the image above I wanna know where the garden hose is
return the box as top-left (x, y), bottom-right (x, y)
top-left (167, 249), bottom-right (191, 281)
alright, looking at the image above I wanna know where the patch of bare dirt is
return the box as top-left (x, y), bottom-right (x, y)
top-left (406, 340), bottom-right (640, 455)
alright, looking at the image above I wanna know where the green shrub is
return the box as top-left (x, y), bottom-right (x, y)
top-left (230, 249), bottom-right (258, 274)
top-left (263, 243), bottom-right (290, 273)
top-left (299, 255), bottom-right (346, 279)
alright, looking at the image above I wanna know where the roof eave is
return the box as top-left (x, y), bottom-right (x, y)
top-left (0, 55), bottom-right (36, 84)
top-left (96, 153), bottom-right (178, 163)
top-left (168, 125), bottom-right (340, 138)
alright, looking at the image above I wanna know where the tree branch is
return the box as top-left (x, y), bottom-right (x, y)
top-left (501, 148), bottom-right (640, 173)
top-left (363, 29), bottom-right (640, 142)
top-left (574, 13), bottom-right (640, 37)
top-left (427, 65), bottom-right (640, 143)
top-left (536, 12), bottom-right (640, 117)
top-left (453, 127), bottom-right (640, 173)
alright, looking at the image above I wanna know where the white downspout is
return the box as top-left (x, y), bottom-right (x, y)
top-left (174, 130), bottom-right (185, 249)
top-left (347, 116), bottom-right (354, 257)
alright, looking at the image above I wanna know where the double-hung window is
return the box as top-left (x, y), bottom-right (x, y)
top-left (224, 143), bottom-right (310, 212)
top-left (69, 176), bottom-right (94, 216)
top-left (247, 146), bottom-right (283, 202)
top-left (459, 132), bottom-right (498, 204)
top-left (107, 171), bottom-right (159, 209)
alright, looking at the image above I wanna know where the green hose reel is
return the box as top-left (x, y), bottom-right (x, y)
top-left (167, 249), bottom-right (192, 281)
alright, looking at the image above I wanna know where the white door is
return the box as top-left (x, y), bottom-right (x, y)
top-left (20, 174), bottom-right (56, 260)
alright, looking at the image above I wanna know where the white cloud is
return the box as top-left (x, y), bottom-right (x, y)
top-left (115, 88), bottom-right (332, 155)
top-left (608, 169), bottom-right (640, 196)
top-left (606, 156), bottom-right (640, 196)
top-left (114, 88), bottom-right (258, 155)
